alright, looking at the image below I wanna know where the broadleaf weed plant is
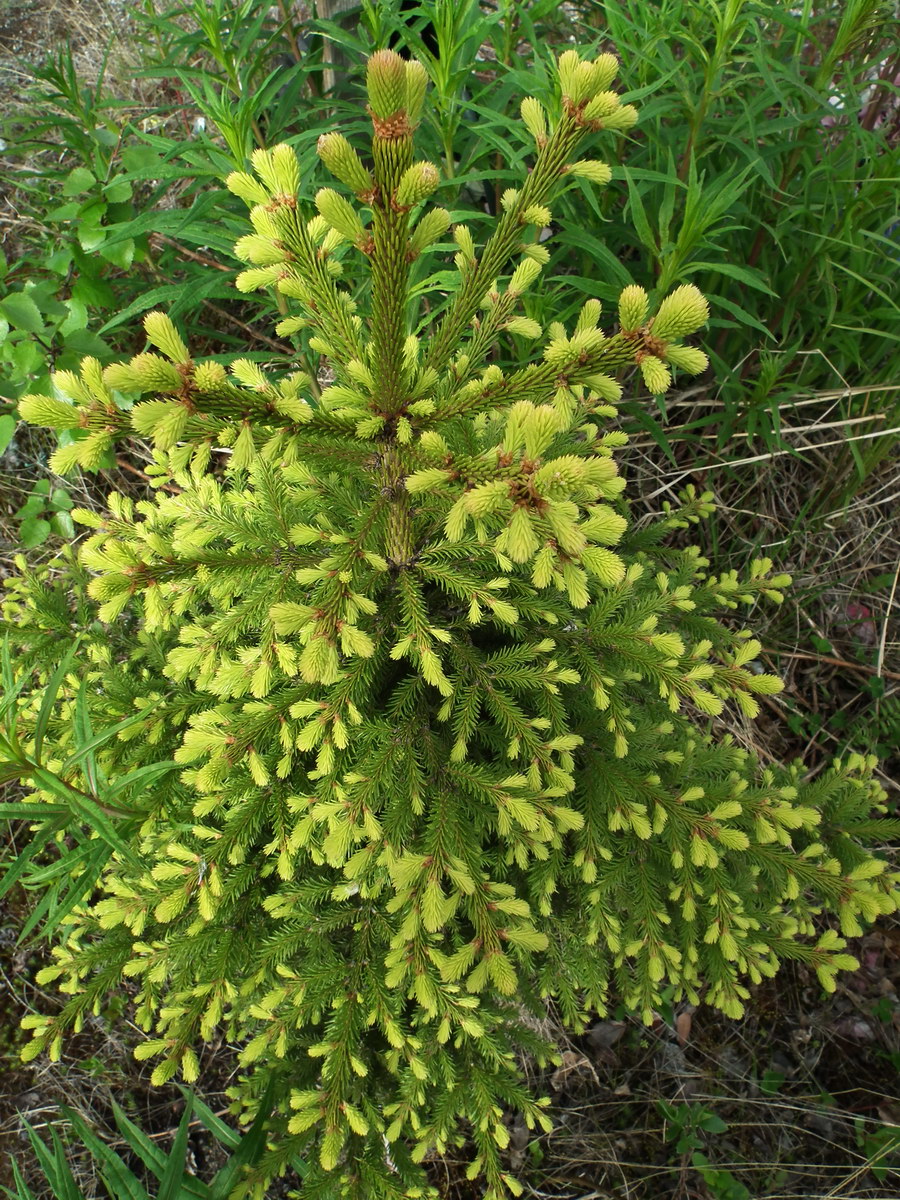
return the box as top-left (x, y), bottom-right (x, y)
top-left (0, 0), bottom-right (328, 413)
top-left (568, 0), bottom-right (900, 491)
top-left (4, 46), bottom-right (900, 1200)
top-left (0, 41), bottom-right (137, 405)
top-left (133, 0), bottom-right (318, 164)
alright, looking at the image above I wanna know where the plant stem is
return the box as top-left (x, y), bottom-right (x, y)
top-left (370, 128), bottom-right (414, 563)
top-left (425, 116), bottom-right (581, 374)
top-left (379, 446), bottom-right (413, 565)
top-left (370, 135), bottom-right (413, 415)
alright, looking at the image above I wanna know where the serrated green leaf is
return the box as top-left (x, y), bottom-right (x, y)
top-left (50, 510), bottom-right (76, 538)
top-left (100, 237), bottom-right (135, 269)
top-left (62, 166), bottom-right (97, 196)
top-left (0, 293), bottom-right (44, 334)
top-left (103, 176), bottom-right (133, 203)
top-left (19, 513), bottom-right (51, 547)
top-left (0, 413), bottom-right (14, 453)
top-left (59, 299), bottom-right (88, 336)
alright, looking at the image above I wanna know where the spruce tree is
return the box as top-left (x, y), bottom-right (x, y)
top-left (6, 47), bottom-right (899, 1200)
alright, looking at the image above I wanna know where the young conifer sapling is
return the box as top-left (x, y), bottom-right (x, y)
top-left (8, 47), bottom-right (899, 1200)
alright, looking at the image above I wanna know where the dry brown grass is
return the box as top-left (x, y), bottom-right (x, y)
top-left (625, 377), bottom-right (900, 791)
top-left (427, 946), bottom-right (900, 1200)
top-left (0, 0), bottom-right (139, 91)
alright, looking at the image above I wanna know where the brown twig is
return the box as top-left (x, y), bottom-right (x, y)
top-left (765, 649), bottom-right (900, 683)
top-left (149, 234), bottom-right (232, 272)
top-left (274, 0), bottom-right (305, 65)
top-left (146, 241), bottom-right (294, 352)
top-left (200, 300), bottom-right (296, 356)
top-left (114, 457), bottom-right (181, 495)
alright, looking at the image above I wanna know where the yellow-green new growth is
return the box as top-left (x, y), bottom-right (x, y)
top-left (366, 48), bottom-right (411, 119)
top-left (409, 207), bottom-right (452, 257)
top-left (639, 355), bottom-right (671, 395)
top-left (567, 160), bottom-right (613, 185)
top-left (143, 311), bottom-right (190, 364)
top-left (316, 132), bottom-right (374, 197)
top-left (619, 284), bottom-right (649, 331)
top-left (396, 161), bottom-right (440, 208)
top-left (653, 284), bottom-right (710, 340)
top-left (521, 97), bottom-right (547, 143)
top-left (18, 392), bottom-right (78, 429)
top-left (250, 144), bottom-right (300, 196)
top-left (315, 188), bottom-right (369, 246)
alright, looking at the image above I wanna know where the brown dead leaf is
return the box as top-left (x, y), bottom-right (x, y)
top-left (550, 1048), bottom-right (600, 1092)
top-left (585, 1020), bottom-right (627, 1051)
top-left (508, 1115), bottom-right (530, 1172)
top-left (832, 1015), bottom-right (876, 1042)
top-left (675, 1008), bottom-right (694, 1046)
